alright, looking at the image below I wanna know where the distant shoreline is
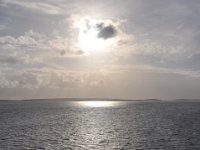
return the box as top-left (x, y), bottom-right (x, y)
top-left (0, 98), bottom-right (162, 102)
top-left (0, 98), bottom-right (200, 102)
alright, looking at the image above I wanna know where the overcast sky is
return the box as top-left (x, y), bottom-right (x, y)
top-left (0, 0), bottom-right (200, 100)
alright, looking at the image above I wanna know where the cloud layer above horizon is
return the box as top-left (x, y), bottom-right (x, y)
top-left (1, 0), bottom-right (200, 99)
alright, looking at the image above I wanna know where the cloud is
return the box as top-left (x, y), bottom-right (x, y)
top-left (0, 30), bottom-right (85, 62)
top-left (81, 18), bottom-right (119, 40)
top-left (48, 36), bottom-right (85, 56)
top-left (0, 69), bottom-right (81, 89)
top-left (0, 24), bottom-right (7, 31)
top-left (90, 79), bottom-right (105, 87)
top-left (0, 56), bottom-right (21, 64)
top-left (1, 0), bottom-right (62, 15)
top-left (0, 30), bottom-right (53, 66)
top-left (96, 23), bottom-right (117, 40)
top-left (0, 68), bottom-right (111, 91)
top-left (0, 30), bottom-right (46, 48)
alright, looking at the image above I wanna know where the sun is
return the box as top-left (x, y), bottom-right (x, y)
top-left (78, 18), bottom-right (105, 52)
top-left (78, 24), bottom-right (105, 51)
top-left (77, 17), bottom-right (115, 53)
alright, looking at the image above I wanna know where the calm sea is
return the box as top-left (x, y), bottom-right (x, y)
top-left (0, 100), bottom-right (200, 150)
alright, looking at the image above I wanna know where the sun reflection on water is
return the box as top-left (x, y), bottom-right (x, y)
top-left (78, 101), bottom-right (118, 107)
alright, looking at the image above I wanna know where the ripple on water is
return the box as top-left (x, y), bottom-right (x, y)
top-left (0, 101), bottom-right (200, 149)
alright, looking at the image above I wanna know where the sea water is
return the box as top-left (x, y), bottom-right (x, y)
top-left (0, 100), bottom-right (200, 150)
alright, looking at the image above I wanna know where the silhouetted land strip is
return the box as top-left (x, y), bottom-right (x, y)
top-left (1, 98), bottom-right (162, 102)
top-left (1, 98), bottom-right (200, 102)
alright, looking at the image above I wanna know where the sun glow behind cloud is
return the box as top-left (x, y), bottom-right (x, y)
top-left (78, 21), bottom-right (105, 51)
top-left (77, 17), bottom-right (118, 53)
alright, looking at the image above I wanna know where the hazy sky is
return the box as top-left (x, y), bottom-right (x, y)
top-left (0, 0), bottom-right (200, 100)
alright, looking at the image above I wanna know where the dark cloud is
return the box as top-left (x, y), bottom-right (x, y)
top-left (60, 50), bottom-right (66, 55)
top-left (95, 23), bottom-right (117, 40)
top-left (83, 20), bottom-right (118, 40)
top-left (59, 49), bottom-right (84, 56)
top-left (0, 56), bottom-right (20, 64)
top-left (97, 24), bottom-right (117, 40)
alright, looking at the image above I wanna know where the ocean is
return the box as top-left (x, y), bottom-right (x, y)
top-left (0, 100), bottom-right (200, 150)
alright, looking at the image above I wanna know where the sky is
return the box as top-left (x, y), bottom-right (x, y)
top-left (0, 0), bottom-right (200, 100)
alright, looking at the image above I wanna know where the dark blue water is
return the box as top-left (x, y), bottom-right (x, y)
top-left (0, 100), bottom-right (200, 150)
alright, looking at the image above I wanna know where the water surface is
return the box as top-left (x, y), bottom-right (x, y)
top-left (0, 100), bottom-right (200, 150)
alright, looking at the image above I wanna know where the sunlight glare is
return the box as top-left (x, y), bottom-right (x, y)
top-left (78, 101), bottom-right (117, 107)
top-left (78, 18), bottom-right (109, 52)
